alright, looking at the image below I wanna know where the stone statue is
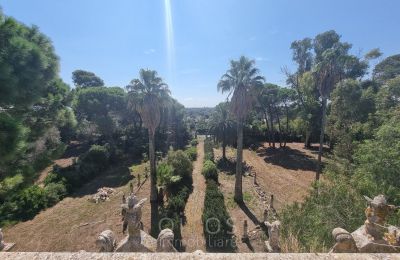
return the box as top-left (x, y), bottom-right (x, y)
top-left (96, 194), bottom-right (177, 252)
top-left (156, 228), bottom-right (177, 252)
top-left (329, 228), bottom-right (358, 253)
top-left (121, 195), bottom-right (147, 238)
top-left (330, 194), bottom-right (400, 253)
top-left (0, 228), bottom-right (4, 251)
top-left (363, 195), bottom-right (396, 240)
top-left (265, 220), bottom-right (281, 252)
top-left (96, 230), bottom-right (116, 252)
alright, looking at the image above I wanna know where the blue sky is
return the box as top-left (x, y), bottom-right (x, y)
top-left (1, 0), bottom-right (400, 107)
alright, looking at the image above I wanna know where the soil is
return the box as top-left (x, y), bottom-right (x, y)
top-left (181, 136), bottom-right (206, 252)
top-left (214, 142), bottom-right (321, 252)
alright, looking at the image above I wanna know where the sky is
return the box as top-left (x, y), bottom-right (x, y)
top-left (1, 0), bottom-right (400, 107)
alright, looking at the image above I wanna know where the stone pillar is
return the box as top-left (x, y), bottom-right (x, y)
top-left (137, 174), bottom-right (141, 187)
top-left (253, 172), bottom-right (257, 185)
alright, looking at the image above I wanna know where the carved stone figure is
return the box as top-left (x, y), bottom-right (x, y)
top-left (95, 230), bottom-right (116, 252)
top-left (115, 194), bottom-right (157, 252)
top-left (96, 194), bottom-right (177, 252)
top-left (265, 220), bottom-right (281, 252)
top-left (363, 195), bottom-right (396, 240)
top-left (329, 228), bottom-right (358, 253)
top-left (331, 194), bottom-right (400, 253)
top-left (156, 228), bottom-right (177, 252)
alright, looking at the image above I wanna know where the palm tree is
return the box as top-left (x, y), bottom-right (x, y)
top-left (209, 102), bottom-right (235, 160)
top-left (314, 50), bottom-right (340, 181)
top-left (217, 56), bottom-right (264, 203)
top-left (126, 69), bottom-right (170, 236)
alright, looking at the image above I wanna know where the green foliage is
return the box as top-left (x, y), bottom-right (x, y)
top-left (204, 138), bottom-right (215, 162)
top-left (190, 139), bottom-right (198, 146)
top-left (185, 146), bottom-right (197, 161)
top-left (0, 13), bottom-right (59, 107)
top-left (352, 119), bottom-right (400, 207)
top-left (157, 162), bottom-right (181, 194)
top-left (0, 113), bottom-right (27, 164)
top-left (202, 180), bottom-right (234, 251)
top-left (72, 70), bottom-right (104, 88)
top-left (373, 54), bottom-right (400, 83)
top-left (166, 150), bottom-right (193, 192)
top-left (281, 177), bottom-right (365, 251)
top-left (53, 144), bottom-right (111, 192)
top-left (202, 160), bottom-right (218, 182)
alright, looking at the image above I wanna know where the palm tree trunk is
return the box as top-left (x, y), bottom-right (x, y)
top-left (269, 107), bottom-right (275, 148)
top-left (264, 111), bottom-right (271, 147)
top-left (285, 105), bottom-right (289, 147)
top-left (316, 97), bottom-right (327, 181)
top-left (275, 107), bottom-right (283, 148)
top-left (148, 131), bottom-right (159, 236)
top-left (234, 118), bottom-right (243, 203)
top-left (222, 127), bottom-right (226, 160)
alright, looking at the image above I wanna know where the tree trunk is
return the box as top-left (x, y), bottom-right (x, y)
top-left (148, 131), bottom-right (159, 236)
top-left (275, 107), bottom-right (283, 148)
top-left (222, 127), bottom-right (226, 160)
top-left (316, 97), bottom-right (327, 181)
top-left (234, 118), bottom-right (243, 203)
top-left (264, 112), bottom-right (271, 147)
top-left (284, 105), bottom-right (289, 147)
top-left (305, 130), bottom-right (312, 149)
top-left (269, 107), bottom-right (275, 148)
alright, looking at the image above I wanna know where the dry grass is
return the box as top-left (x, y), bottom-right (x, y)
top-left (214, 142), bottom-right (323, 252)
top-left (4, 161), bottom-right (151, 252)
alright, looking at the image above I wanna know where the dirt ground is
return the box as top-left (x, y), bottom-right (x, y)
top-left (181, 136), bottom-right (206, 252)
top-left (214, 142), bottom-right (321, 252)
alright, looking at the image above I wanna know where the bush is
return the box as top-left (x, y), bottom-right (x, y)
top-left (204, 138), bottom-right (215, 162)
top-left (202, 160), bottom-right (218, 182)
top-left (190, 139), bottom-right (198, 146)
top-left (167, 150), bottom-right (193, 191)
top-left (50, 144), bottom-right (111, 193)
top-left (44, 182), bottom-right (67, 205)
top-left (185, 146), bottom-right (197, 161)
top-left (80, 144), bottom-right (110, 170)
top-left (281, 177), bottom-right (365, 252)
top-left (202, 180), bottom-right (234, 251)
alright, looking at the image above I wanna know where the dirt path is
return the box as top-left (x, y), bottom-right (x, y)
top-left (181, 136), bottom-right (206, 252)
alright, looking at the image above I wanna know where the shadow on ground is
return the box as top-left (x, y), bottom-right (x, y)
top-left (71, 159), bottom-right (139, 198)
top-left (257, 146), bottom-right (318, 171)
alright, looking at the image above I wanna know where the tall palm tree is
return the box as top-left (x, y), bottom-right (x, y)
top-left (314, 50), bottom-right (340, 181)
top-left (217, 56), bottom-right (264, 203)
top-left (209, 102), bottom-right (235, 160)
top-left (126, 69), bottom-right (170, 236)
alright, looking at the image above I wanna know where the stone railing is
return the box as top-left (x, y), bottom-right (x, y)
top-left (1, 252), bottom-right (400, 260)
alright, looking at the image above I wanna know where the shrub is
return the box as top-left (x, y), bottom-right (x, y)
top-left (80, 144), bottom-right (110, 170)
top-left (204, 138), bottom-right (215, 162)
top-left (202, 180), bottom-right (234, 251)
top-left (202, 160), bottom-right (218, 182)
top-left (281, 177), bottom-right (365, 252)
top-left (167, 150), bottom-right (193, 190)
top-left (185, 146), bottom-right (197, 161)
top-left (190, 139), bottom-right (198, 146)
top-left (44, 182), bottom-right (67, 205)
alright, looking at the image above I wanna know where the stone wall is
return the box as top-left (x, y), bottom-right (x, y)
top-left (1, 252), bottom-right (400, 260)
